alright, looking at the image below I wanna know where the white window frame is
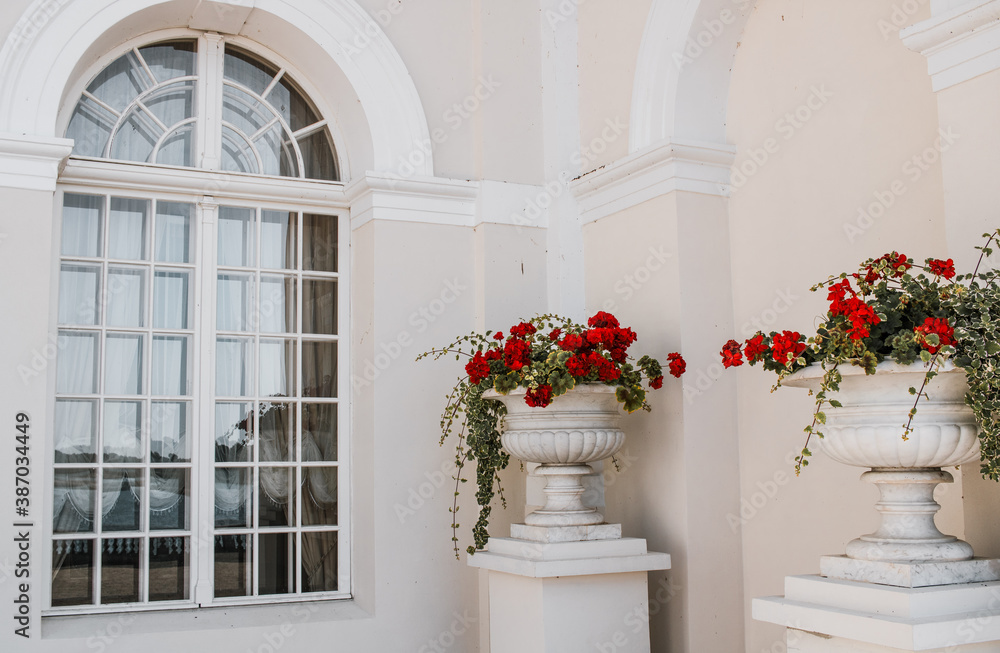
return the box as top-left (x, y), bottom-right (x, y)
top-left (43, 30), bottom-right (353, 616)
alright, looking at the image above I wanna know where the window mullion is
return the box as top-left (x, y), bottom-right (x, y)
top-left (194, 198), bottom-right (219, 605)
top-left (196, 33), bottom-right (225, 171)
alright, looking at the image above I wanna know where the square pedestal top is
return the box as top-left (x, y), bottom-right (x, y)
top-left (467, 537), bottom-right (671, 578)
top-left (821, 555), bottom-right (1000, 588)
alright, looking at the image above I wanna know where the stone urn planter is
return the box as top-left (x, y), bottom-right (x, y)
top-left (485, 384), bottom-right (626, 528)
top-left (783, 361), bottom-right (981, 564)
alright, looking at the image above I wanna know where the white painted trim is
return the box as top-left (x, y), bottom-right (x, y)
top-left (0, 133), bottom-right (73, 191)
top-left (569, 138), bottom-right (736, 225)
top-left (476, 179), bottom-right (548, 229)
top-left (901, 0), bottom-right (1000, 91)
top-left (345, 173), bottom-right (479, 230)
top-left (0, 0), bottom-right (433, 175)
top-left (59, 159), bottom-right (349, 209)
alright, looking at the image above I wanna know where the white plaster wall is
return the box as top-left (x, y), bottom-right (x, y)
top-left (726, 1), bottom-right (962, 651)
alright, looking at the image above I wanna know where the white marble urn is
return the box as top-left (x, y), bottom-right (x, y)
top-left (783, 361), bottom-right (981, 564)
top-left (485, 384), bottom-right (626, 528)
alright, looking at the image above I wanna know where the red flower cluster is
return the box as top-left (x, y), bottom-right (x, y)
top-left (721, 339), bottom-right (744, 368)
top-left (928, 258), bottom-right (956, 280)
top-left (666, 352), bottom-right (685, 378)
top-left (503, 338), bottom-right (531, 370)
top-left (864, 253), bottom-right (912, 283)
top-left (465, 352), bottom-right (490, 384)
top-left (914, 317), bottom-right (955, 354)
top-left (588, 311), bottom-right (620, 328)
top-left (525, 384), bottom-right (553, 407)
top-left (771, 331), bottom-right (806, 364)
top-left (559, 333), bottom-right (584, 351)
top-left (510, 321), bottom-right (537, 338)
top-left (828, 279), bottom-right (881, 339)
top-left (744, 334), bottom-right (768, 363)
top-left (549, 328), bottom-right (562, 340)
top-left (566, 351), bottom-right (621, 381)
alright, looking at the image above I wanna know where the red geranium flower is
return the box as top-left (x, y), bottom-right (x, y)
top-left (588, 311), bottom-right (620, 329)
top-left (509, 321), bottom-right (538, 338)
top-left (465, 351), bottom-right (490, 385)
top-left (649, 376), bottom-right (664, 389)
top-left (549, 328), bottom-right (562, 340)
top-left (560, 333), bottom-right (584, 351)
top-left (928, 258), bottom-right (956, 280)
top-left (743, 334), bottom-right (769, 363)
top-left (771, 331), bottom-right (806, 364)
top-left (721, 339), bottom-right (744, 368)
top-left (493, 331), bottom-right (504, 340)
top-left (914, 317), bottom-right (955, 354)
top-left (525, 384), bottom-right (553, 407)
top-left (503, 338), bottom-right (531, 370)
top-left (484, 348), bottom-right (502, 361)
top-left (667, 352), bottom-right (686, 378)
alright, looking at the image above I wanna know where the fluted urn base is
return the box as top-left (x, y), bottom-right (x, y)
top-left (485, 384), bottom-right (626, 539)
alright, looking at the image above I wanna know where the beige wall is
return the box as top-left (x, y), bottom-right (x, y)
top-left (726, 0), bottom-right (961, 651)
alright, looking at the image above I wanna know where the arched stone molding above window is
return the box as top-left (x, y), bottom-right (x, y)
top-left (0, 0), bottom-right (434, 180)
top-left (630, 0), bottom-right (755, 151)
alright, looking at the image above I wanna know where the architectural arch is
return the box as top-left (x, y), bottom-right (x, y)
top-left (630, 0), bottom-right (755, 150)
top-left (0, 0), bottom-right (434, 178)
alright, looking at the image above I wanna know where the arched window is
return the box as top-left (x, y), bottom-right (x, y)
top-left (51, 34), bottom-right (348, 612)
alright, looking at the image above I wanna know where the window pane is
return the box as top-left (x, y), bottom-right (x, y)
top-left (155, 202), bottom-right (193, 263)
top-left (59, 263), bottom-right (101, 325)
top-left (149, 537), bottom-right (190, 602)
top-left (101, 538), bottom-right (141, 604)
top-left (216, 337), bottom-right (252, 396)
top-left (302, 467), bottom-right (337, 526)
top-left (260, 339), bottom-right (295, 398)
top-left (223, 47), bottom-right (277, 96)
top-left (215, 468), bottom-right (251, 528)
top-left (259, 468), bottom-right (294, 528)
top-left (145, 82), bottom-right (195, 130)
top-left (53, 470), bottom-right (96, 533)
top-left (301, 531), bottom-right (337, 593)
top-left (216, 402), bottom-right (252, 462)
top-left (214, 534), bottom-right (250, 598)
top-left (62, 194), bottom-right (103, 257)
top-left (103, 400), bottom-right (142, 463)
top-left (153, 269), bottom-right (190, 329)
top-left (105, 333), bottom-right (143, 395)
top-left (218, 207), bottom-right (255, 267)
top-left (152, 334), bottom-right (189, 396)
top-left (302, 214), bottom-right (337, 272)
top-left (66, 100), bottom-right (115, 158)
top-left (54, 399), bottom-right (97, 463)
top-left (150, 469), bottom-right (188, 531)
top-left (57, 331), bottom-right (99, 394)
top-left (261, 211), bottom-right (296, 269)
top-left (302, 341), bottom-right (336, 397)
top-left (301, 403), bottom-right (336, 462)
top-left (302, 279), bottom-right (336, 334)
top-left (299, 129), bottom-right (339, 181)
top-left (217, 273), bottom-right (253, 331)
top-left (102, 469), bottom-right (143, 532)
top-left (111, 108), bottom-right (161, 163)
top-left (272, 76), bottom-right (319, 133)
top-left (254, 122), bottom-right (298, 177)
top-left (258, 532), bottom-right (295, 595)
top-left (151, 401), bottom-right (189, 462)
top-left (221, 126), bottom-right (259, 174)
top-left (108, 198), bottom-right (148, 260)
top-left (260, 275), bottom-right (295, 333)
top-left (157, 124), bottom-right (195, 167)
top-left (223, 85), bottom-right (276, 141)
top-left (87, 50), bottom-right (147, 113)
top-left (260, 402), bottom-right (295, 462)
top-left (52, 540), bottom-right (95, 606)
top-left (106, 267), bottom-right (146, 328)
top-left (139, 41), bottom-right (196, 83)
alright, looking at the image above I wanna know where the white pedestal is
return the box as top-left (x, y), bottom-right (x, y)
top-left (754, 575), bottom-right (1000, 652)
top-left (468, 537), bottom-right (670, 653)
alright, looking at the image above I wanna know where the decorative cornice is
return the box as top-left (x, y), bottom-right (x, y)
top-left (901, 0), bottom-right (1000, 91)
top-left (569, 138), bottom-right (736, 225)
top-left (60, 158), bottom-right (348, 208)
top-left (345, 173), bottom-right (479, 230)
top-left (0, 133), bottom-right (73, 191)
